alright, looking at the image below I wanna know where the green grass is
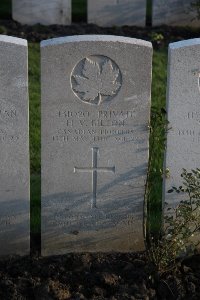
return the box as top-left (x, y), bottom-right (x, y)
top-left (31, 174), bottom-right (41, 234)
top-left (146, 0), bottom-right (152, 26)
top-left (29, 43), bottom-right (40, 174)
top-left (72, 0), bottom-right (87, 22)
top-left (29, 43), bottom-right (41, 234)
top-left (152, 50), bottom-right (168, 107)
top-left (0, 0), bottom-right (11, 19)
top-left (148, 49), bottom-right (168, 234)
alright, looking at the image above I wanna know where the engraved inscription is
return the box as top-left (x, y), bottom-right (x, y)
top-left (49, 212), bottom-right (135, 230)
top-left (174, 110), bottom-right (200, 154)
top-left (52, 109), bottom-right (146, 144)
top-left (0, 214), bottom-right (26, 233)
top-left (0, 109), bottom-right (17, 118)
top-left (71, 56), bottom-right (122, 105)
top-left (0, 134), bottom-right (19, 142)
top-left (74, 147), bottom-right (115, 208)
top-left (0, 104), bottom-right (20, 143)
top-left (186, 111), bottom-right (200, 123)
top-left (177, 111), bottom-right (200, 145)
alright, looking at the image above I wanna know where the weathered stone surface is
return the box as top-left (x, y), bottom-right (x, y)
top-left (41, 35), bottom-right (152, 256)
top-left (0, 35), bottom-right (29, 256)
top-left (164, 39), bottom-right (200, 208)
top-left (153, 0), bottom-right (200, 27)
top-left (12, 0), bottom-right (71, 25)
top-left (88, 0), bottom-right (146, 27)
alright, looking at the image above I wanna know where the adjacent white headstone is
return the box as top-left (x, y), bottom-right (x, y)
top-left (12, 0), bottom-right (71, 25)
top-left (153, 0), bottom-right (200, 27)
top-left (0, 35), bottom-right (29, 256)
top-left (88, 0), bottom-right (146, 27)
top-left (41, 35), bottom-right (152, 256)
top-left (164, 39), bottom-right (200, 208)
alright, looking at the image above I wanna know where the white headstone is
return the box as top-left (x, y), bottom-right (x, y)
top-left (88, 0), bottom-right (146, 27)
top-left (41, 35), bottom-right (152, 256)
top-left (164, 39), bottom-right (200, 208)
top-left (12, 0), bottom-right (71, 25)
top-left (0, 35), bottom-right (29, 256)
top-left (153, 0), bottom-right (200, 27)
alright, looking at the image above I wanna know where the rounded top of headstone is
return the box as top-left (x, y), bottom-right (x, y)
top-left (41, 35), bottom-right (152, 48)
top-left (169, 38), bottom-right (200, 50)
top-left (0, 35), bottom-right (27, 46)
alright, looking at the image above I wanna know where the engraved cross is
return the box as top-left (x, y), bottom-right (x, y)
top-left (74, 147), bottom-right (115, 208)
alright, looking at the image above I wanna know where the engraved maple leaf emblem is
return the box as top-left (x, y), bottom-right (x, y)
top-left (73, 58), bottom-right (121, 105)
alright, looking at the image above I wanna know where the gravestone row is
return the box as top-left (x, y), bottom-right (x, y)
top-left (152, 0), bottom-right (199, 27)
top-left (87, 0), bottom-right (146, 27)
top-left (12, 0), bottom-right (145, 26)
top-left (12, 0), bottom-right (71, 25)
top-left (0, 34), bottom-right (199, 256)
top-left (12, 0), bottom-right (200, 27)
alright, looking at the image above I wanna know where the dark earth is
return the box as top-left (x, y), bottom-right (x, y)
top-left (1, 251), bottom-right (200, 300)
top-left (1, 19), bottom-right (200, 46)
top-left (0, 20), bottom-right (200, 299)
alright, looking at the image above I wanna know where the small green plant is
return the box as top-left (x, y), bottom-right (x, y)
top-left (149, 32), bottom-right (164, 49)
top-left (150, 32), bottom-right (164, 43)
top-left (147, 168), bottom-right (200, 274)
top-left (0, 26), bottom-right (7, 34)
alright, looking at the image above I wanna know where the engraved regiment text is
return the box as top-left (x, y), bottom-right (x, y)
top-left (52, 109), bottom-right (145, 144)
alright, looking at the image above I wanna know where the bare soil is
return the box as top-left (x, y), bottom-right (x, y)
top-left (1, 251), bottom-right (200, 300)
top-left (0, 19), bottom-right (200, 47)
